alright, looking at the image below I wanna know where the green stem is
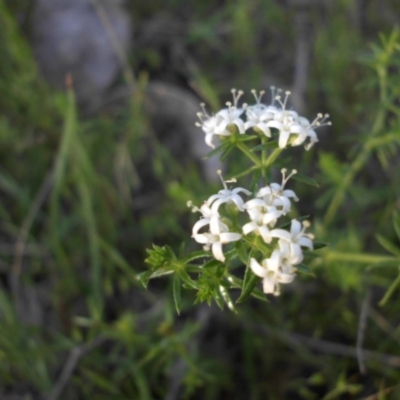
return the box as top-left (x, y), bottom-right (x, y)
top-left (324, 250), bottom-right (399, 266)
top-left (263, 148), bottom-right (283, 170)
top-left (261, 135), bottom-right (267, 180)
top-left (235, 141), bottom-right (262, 167)
top-left (379, 268), bottom-right (400, 306)
top-left (324, 64), bottom-right (387, 227)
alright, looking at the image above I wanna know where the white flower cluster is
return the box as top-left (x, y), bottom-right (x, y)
top-left (196, 88), bottom-right (331, 150)
top-left (189, 169), bottom-right (314, 296)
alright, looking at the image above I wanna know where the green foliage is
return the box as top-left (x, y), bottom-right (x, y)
top-left (2, 0), bottom-right (400, 399)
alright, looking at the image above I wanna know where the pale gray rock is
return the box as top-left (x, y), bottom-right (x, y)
top-left (31, 0), bottom-right (132, 109)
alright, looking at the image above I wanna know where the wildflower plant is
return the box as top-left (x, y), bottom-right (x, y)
top-left (143, 88), bottom-right (330, 312)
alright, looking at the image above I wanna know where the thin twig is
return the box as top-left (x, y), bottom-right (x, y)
top-left (357, 287), bottom-right (371, 374)
top-left (360, 384), bottom-right (399, 400)
top-left (369, 306), bottom-right (400, 348)
top-left (247, 323), bottom-right (400, 368)
top-left (47, 336), bottom-right (108, 400)
top-left (291, 0), bottom-right (313, 114)
top-left (88, 0), bottom-right (135, 87)
top-left (10, 170), bottom-right (54, 301)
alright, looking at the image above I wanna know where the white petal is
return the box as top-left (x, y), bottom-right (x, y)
top-left (289, 244), bottom-right (303, 264)
top-left (244, 198), bottom-right (268, 209)
top-left (192, 218), bottom-right (210, 237)
top-left (269, 228), bottom-right (292, 241)
top-left (257, 187), bottom-right (272, 198)
top-left (205, 133), bottom-right (215, 149)
top-left (278, 240), bottom-right (290, 257)
top-left (291, 134), bottom-right (307, 146)
top-left (282, 189), bottom-right (298, 200)
top-left (232, 187), bottom-right (252, 196)
top-left (266, 250), bottom-right (281, 272)
top-left (278, 130), bottom-right (291, 149)
top-left (211, 242), bottom-right (225, 262)
top-left (192, 233), bottom-right (210, 244)
top-left (298, 236), bottom-right (313, 250)
top-left (277, 271), bottom-right (296, 284)
top-left (205, 194), bottom-right (220, 206)
top-left (250, 258), bottom-right (268, 278)
top-left (289, 124), bottom-right (304, 134)
top-left (262, 276), bottom-right (276, 294)
top-left (266, 120), bottom-right (284, 131)
top-left (259, 226), bottom-right (273, 244)
top-left (234, 119), bottom-right (246, 134)
top-left (220, 232), bottom-right (242, 244)
top-left (210, 198), bottom-right (226, 212)
top-left (290, 220), bottom-right (302, 236)
top-left (242, 221), bottom-right (257, 235)
top-left (262, 211), bottom-right (280, 226)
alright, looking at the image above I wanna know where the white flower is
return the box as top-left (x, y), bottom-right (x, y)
top-left (216, 89), bottom-right (246, 134)
top-left (242, 199), bottom-right (282, 242)
top-left (269, 219), bottom-right (314, 265)
top-left (196, 111), bottom-right (231, 149)
top-left (244, 105), bottom-right (278, 137)
top-left (205, 170), bottom-right (251, 212)
top-left (256, 168), bottom-right (299, 214)
top-left (250, 251), bottom-right (296, 295)
top-left (291, 114), bottom-right (331, 150)
top-left (267, 110), bottom-right (304, 149)
top-left (243, 90), bottom-right (278, 136)
top-left (192, 217), bottom-right (241, 262)
top-left (216, 105), bottom-right (246, 134)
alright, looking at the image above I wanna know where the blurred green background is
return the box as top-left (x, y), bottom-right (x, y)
top-left (1, 0), bottom-right (400, 399)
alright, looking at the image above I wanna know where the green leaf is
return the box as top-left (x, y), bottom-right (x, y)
top-left (173, 275), bottom-right (182, 315)
top-left (394, 212), bottom-right (400, 242)
top-left (219, 285), bottom-right (237, 313)
top-left (214, 291), bottom-right (225, 310)
top-left (235, 241), bottom-right (249, 264)
top-left (250, 141), bottom-right (278, 151)
top-left (178, 242), bottom-right (186, 258)
top-left (236, 265), bottom-right (260, 303)
top-left (379, 269), bottom-right (400, 306)
top-left (313, 242), bottom-right (328, 250)
top-left (178, 270), bottom-right (199, 289)
top-left (291, 172), bottom-right (319, 188)
top-left (225, 274), bottom-right (267, 302)
top-left (184, 250), bottom-right (211, 263)
top-left (145, 245), bottom-right (176, 269)
top-left (137, 270), bottom-right (153, 288)
top-left (220, 145), bottom-right (236, 162)
top-left (296, 263), bottom-right (314, 275)
top-left (278, 215), bottom-right (309, 229)
top-left (202, 140), bottom-right (231, 160)
top-left (376, 234), bottom-right (400, 257)
top-left (203, 259), bottom-right (224, 269)
top-left (149, 267), bottom-right (175, 279)
top-left (236, 134), bottom-right (259, 142)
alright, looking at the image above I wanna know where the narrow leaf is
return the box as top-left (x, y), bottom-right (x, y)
top-left (313, 242), bottom-right (329, 250)
top-left (203, 259), bottom-right (224, 269)
top-left (291, 172), bottom-right (319, 187)
top-left (394, 212), bottom-right (400, 242)
top-left (296, 263), bottom-right (314, 275)
top-left (173, 275), bottom-right (182, 315)
top-left (137, 270), bottom-right (153, 288)
top-left (235, 241), bottom-right (248, 264)
top-left (379, 269), bottom-right (400, 306)
top-left (251, 141), bottom-right (278, 151)
top-left (184, 250), bottom-right (212, 263)
top-left (178, 270), bottom-right (199, 289)
top-left (376, 234), bottom-right (400, 257)
top-left (236, 266), bottom-right (260, 303)
top-left (219, 285), bottom-right (237, 313)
